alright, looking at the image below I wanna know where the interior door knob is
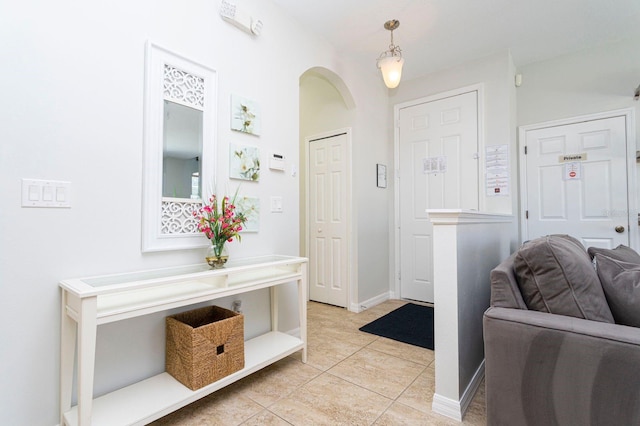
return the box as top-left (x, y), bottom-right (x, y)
top-left (615, 226), bottom-right (625, 233)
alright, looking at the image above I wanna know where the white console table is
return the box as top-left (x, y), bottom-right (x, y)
top-left (59, 255), bottom-right (308, 426)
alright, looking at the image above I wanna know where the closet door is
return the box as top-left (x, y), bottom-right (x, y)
top-left (309, 132), bottom-right (349, 307)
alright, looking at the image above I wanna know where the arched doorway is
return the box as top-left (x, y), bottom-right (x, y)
top-left (299, 67), bottom-right (356, 309)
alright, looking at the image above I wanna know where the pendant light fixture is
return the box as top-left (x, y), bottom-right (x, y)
top-left (377, 19), bottom-right (404, 89)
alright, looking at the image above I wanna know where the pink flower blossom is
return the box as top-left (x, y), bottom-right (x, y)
top-left (192, 189), bottom-right (247, 254)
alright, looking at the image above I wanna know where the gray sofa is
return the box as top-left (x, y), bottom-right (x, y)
top-left (483, 235), bottom-right (640, 425)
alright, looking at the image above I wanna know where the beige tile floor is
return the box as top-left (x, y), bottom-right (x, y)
top-left (152, 300), bottom-right (487, 425)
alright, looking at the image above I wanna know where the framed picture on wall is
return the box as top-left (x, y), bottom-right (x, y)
top-left (231, 94), bottom-right (261, 136)
top-left (377, 163), bottom-right (387, 188)
top-left (230, 143), bottom-right (260, 181)
top-left (236, 195), bottom-right (260, 232)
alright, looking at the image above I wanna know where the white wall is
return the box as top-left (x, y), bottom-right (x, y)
top-left (517, 37), bottom-right (640, 129)
top-left (299, 72), bottom-right (355, 137)
top-left (0, 1), bottom-right (389, 424)
top-left (349, 69), bottom-right (393, 304)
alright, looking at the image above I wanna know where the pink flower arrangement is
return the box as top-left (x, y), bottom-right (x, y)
top-left (193, 191), bottom-right (247, 257)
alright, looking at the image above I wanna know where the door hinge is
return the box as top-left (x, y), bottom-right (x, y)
top-left (525, 210), bottom-right (529, 219)
top-left (524, 146), bottom-right (528, 155)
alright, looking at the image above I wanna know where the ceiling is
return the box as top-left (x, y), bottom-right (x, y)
top-left (270, 0), bottom-right (640, 82)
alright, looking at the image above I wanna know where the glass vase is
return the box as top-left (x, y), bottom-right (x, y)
top-left (206, 243), bottom-right (228, 268)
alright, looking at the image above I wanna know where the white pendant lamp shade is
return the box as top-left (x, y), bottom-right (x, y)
top-left (379, 56), bottom-right (404, 89)
top-left (377, 19), bottom-right (404, 89)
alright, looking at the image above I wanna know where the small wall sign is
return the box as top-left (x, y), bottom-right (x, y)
top-left (563, 162), bottom-right (582, 180)
top-left (485, 145), bottom-right (509, 196)
top-left (559, 153), bottom-right (587, 163)
top-left (423, 156), bottom-right (447, 175)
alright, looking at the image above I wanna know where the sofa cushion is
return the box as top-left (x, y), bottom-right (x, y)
top-left (514, 235), bottom-right (614, 323)
top-left (587, 245), bottom-right (640, 264)
top-left (594, 253), bottom-right (640, 327)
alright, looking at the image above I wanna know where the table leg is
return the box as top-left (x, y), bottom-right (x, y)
top-left (60, 290), bottom-right (77, 425)
top-left (77, 296), bottom-right (98, 426)
top-left (299, 263), bottom-right (308, 363)
top-left (270, 286), bottom-right (279, 332)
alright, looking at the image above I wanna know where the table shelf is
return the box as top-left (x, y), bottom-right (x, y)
top-left (63, 332), bottom-right (303, 426)
top-left (59, 255), bottom-right (308, 426)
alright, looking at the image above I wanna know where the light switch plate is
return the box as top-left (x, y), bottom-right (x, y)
top-left (22, 179), bottom-right (71, 208)
top-left (270, 196), bottom-right (283, 213)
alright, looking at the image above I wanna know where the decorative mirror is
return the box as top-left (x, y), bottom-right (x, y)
top-left (142, 42), bottom-right (217, 251)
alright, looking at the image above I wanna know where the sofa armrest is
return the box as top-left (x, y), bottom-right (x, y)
top-left (483, 307), bottom-right (640, 426)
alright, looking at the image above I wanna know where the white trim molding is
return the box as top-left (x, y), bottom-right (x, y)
top-left (432, 393), bottom-right (464, 422)
top-left (352, 291), bottom-right (392, 313)
top-left (432, 360), bottom-right (485, 422)
top-left (428, 209), bottom-right (513, 225)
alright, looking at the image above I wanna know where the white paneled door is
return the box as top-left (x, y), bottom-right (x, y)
top-left (398, 91), bottom-right (479, 303)
top-left (309, 133), bottom-right (349, 307)
top-left (522, 115), bottom-right (630, 249)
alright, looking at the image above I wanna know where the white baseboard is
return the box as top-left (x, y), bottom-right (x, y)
top-left (432, 393), bottom-right (463, 422)
top-left (432, 359), bottom-right (485, 421)
top-left (460, 359), bottom-right (485, 415)
top-left (350, 291), bottom-right (392, 313)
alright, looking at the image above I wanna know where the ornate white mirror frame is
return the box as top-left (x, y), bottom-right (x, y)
top-left (142, 41), bottom-right (217, 252)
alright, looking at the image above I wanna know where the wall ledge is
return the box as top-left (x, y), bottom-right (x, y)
top-left (427, 209), bottom-right (514, 225)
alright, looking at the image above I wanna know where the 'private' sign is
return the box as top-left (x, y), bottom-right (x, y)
top-left (559, 153), bottom-right (587, 163)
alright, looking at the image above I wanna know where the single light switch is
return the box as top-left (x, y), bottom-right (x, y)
top-left (270, 196), bottom-right (283, 213)
top-left (28, 185), bottom-right (39, 201)
top-left (42, 186), bottom-right (54, 201)
top-left (56, 186), bottom-right (66, 202)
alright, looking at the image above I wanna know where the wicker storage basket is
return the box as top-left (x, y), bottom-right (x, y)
top-left (166, 305), bottom-right (244, 390)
